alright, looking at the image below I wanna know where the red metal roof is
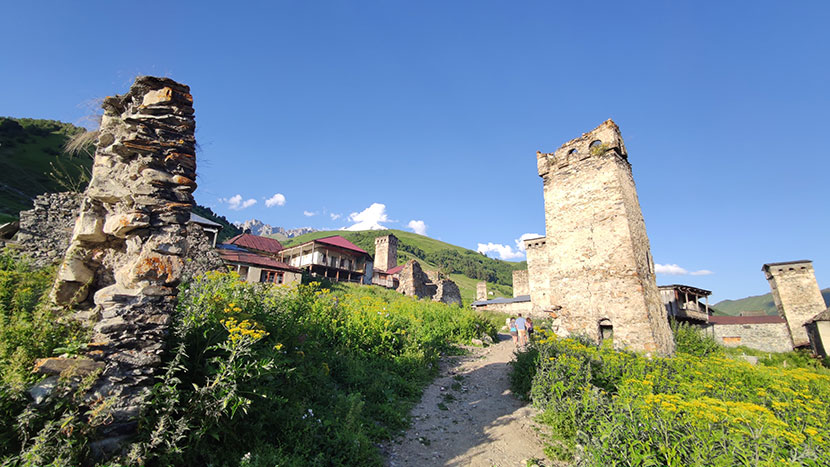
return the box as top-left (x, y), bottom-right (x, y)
top-left (385, 264), bottom-right (405, 275)
top-left (218, 249), bottom-right (300, 272)
top-left (224, 233), bottom-right (283, 254)
top-left (708, 315), bottom-right (786, 325)
top-left (314, 236), bottom-right (369, 255)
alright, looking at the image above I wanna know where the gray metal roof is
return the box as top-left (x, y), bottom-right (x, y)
top-left (471, 295), bottom-right (531, 306)
top-left (189, 212), bottom-right (223, 228)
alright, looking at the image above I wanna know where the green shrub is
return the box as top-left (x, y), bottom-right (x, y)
top-left (0, 253), bottom-right (87, 461)
top-left (671, 319), bottom-right (724, 357)
top-left (519, 331), bottom-right (830, 466)
top-left (126, 272), bottom-right (496, 466)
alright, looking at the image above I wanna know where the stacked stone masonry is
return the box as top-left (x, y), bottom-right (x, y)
top-left (12, 192), bottom-right (82, 267)
top-left (50, 76), bottom-right (198, 457)
top-left (512, 269), bottom-right (529, 297)
top-left (396, 259), bottom-right (461, 306)
top-left (374, 234), bottom-right (398, 272)
top-left (476, 281), bottom-right (488, 301)
top-left (763, 261), bottom-right (826, 348)
top-left (532, 120), bottom-right (674, 355)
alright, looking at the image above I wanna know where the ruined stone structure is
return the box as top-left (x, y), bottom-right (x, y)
top-left (763, 260), bottom-right (827, 348)
top-left (50, 77), bottom-right (197, 456)
top-left (11, 192), bottom-right (82, 267)
top-left (476, 281), bottom-right (488, 301)
top-left (433, 279), bottom-right (462, 306)
top-left (531, 120), bottom-right (674, 355)
top-left (181, 223), bottom-right (225, 281)
top-left (512, 270), bottom-right (529, 298)
top-left (396, 259), bottom-right (461, 305)
top-left (524, 237), bottom-right (551, 313)
top-left (374, 234), bottom-right (398, 272)
top-left (397, 260), bottom-right (438, 299)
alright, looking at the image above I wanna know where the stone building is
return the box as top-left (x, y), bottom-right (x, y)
top-left (804, 308), bottom-right (830, 358)
top-left (512, 270), bottom-right (529, 297)
top-left (763, 260), bottom-right (826, 348)
top-left (703, 315), bottom-right (793, 353)
top-left (476, 281), bottom-right (488, 301)
top-left (527, 120), bottom-right (674, 355)
top-left (374, 234), bottom-right (398, 272)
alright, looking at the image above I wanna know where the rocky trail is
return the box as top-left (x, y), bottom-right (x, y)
top-left (382, 333), bottom-right (547, 466)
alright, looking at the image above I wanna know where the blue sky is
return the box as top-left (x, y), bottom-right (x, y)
top-left (3, 1), bottom-right (829, 302)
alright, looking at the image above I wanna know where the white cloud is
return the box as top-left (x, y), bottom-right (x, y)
top-left (655, 263), bottom-right (713, 276)
top-left (515, 233), bottom-right (543, 252)
top-left (407, 220), bottom-right (427, 236)
top-left (344, 203), bottom-right (389, 231)
top-left (477, 242), bottom-right (524, 260)
top-left (303, 211), bottom-right (316, 217)
top-left (265, 193), bottom-right (286, 207)
top-left (221, 194), bottom-right (257, 211)
top-left (330, 213), bottom-right (341, 220)
top-left (690, 269), bottom-right (714, 276)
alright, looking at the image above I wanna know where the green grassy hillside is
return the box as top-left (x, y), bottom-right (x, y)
top-left (0, 117), bottom-right (92, 222)
top-left (713, 288), bottom-right (830, 316)
top-left (282, 229), bottom-right (526, 305)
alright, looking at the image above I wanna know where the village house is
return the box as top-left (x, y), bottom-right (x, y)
top-left (278, 235), bottom-right (373, 284)
top-left (218, 233), bottom-right (302, 285)
top-left (658, 285), bottom-right (712, 324)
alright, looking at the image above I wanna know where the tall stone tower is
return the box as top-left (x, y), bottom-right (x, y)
top-left (374, 234), bottom-right (398, 272)
top-left (763, 260), bottom-right (826, 347)
top-left (534, 119), bottom-right (674, 355)
top-left (476, 281), bottom-right (488, 301)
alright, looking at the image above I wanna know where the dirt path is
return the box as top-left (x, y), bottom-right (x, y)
top-left (382, 333), bottom-right (547, 467)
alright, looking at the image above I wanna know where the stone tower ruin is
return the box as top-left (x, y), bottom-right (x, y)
top-left (763, 260), bottom-right (826, 347)
top-left (512, 270), bottom-right (530, 297)
top-left (476, 281), bottom-right (488, 301)
top-left (51, 76), bottom-right (197, 456)
top-left (533, 120), bottom-right (674, 355)
top-left (374, 234), bottom-right (398, 272)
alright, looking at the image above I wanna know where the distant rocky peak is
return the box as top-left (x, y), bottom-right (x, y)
top-left (234, 219), bottom-right (317, 238)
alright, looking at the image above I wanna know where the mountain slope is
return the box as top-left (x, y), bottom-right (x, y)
top-left (713, 288), bottom-right (830, 316)
top-left (0, 117), bottom-right (92, 221)
top-left (283, 229), bottom-right (526, 304)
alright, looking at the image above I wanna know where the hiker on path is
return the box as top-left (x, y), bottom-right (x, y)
top-left (509, 317), bottom-right (518, 346)
top-left (515, 314), bottom-right (528, 347)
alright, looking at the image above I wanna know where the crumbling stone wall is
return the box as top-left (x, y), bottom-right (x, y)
top-left (50, 76), bottom-right (197, 456)
top-left (512, 270), bottom-right (529, 297)
top-left (396, 259), bottom-right (461, 305)
top-left (532, 120), bottom-right (674, 355)
top-left (396, 260), bottom-right (437, 299)
top-left (763, 260), bottom-right (826, 347)
top-left (11, 192), bottom-right (82, 267)
top-left (182, 223), bottom-right (225, 280)
top-left (476, 281), bottom-right (487, 301)
top-left (434, 279), bottom-right (462, 306)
